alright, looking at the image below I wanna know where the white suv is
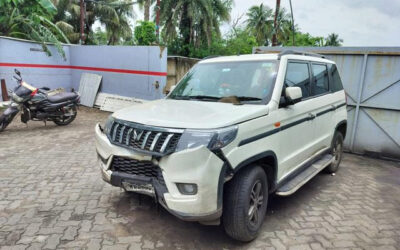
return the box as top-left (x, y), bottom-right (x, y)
top-left (95, 50), bottom-right (347, 241)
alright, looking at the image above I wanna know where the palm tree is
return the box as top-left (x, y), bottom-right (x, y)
top-left (52, 0), bottom-right (135, 45)
top-left (137, 0), bottom-right (155, 21)
top-left (159, 0), bottom-right (232, 55)
top-left (325, 33), bottom-right (343, 46)
top-left (274, 7), bottom-right (292, 45)
top-left (0, 0), bottom-right (69, 58)
top-left (246, 4), bottom-right (273, 46)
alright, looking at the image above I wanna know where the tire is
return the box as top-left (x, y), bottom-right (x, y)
top-left (223, 165), bottom-right (268, 242)
top-left (0, 113), bottom-right (16, 132)
top-left (325, 132), bottom-right (344, 173)
top-left (53, 105), bottom-right (77, 126)
top-left (0, 115), bottom-right (7, 132)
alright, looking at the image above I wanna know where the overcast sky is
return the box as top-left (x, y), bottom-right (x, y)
top-left (134, 0), bottom-right (400, 46)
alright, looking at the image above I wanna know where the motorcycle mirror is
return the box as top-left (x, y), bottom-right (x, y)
top-left (14, 69), bottom-right (21, 76)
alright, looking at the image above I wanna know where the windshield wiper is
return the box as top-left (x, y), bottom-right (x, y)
top-left (234, 96), bottom-right (263, 101)
top-left (173, 95), bottom-right (220, 101)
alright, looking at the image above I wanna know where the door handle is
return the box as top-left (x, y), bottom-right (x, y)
top-left (308, 113), bottom-right (316, 119)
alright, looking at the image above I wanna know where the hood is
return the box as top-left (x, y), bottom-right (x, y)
top-left (113, 99), bottom-right (269, 129)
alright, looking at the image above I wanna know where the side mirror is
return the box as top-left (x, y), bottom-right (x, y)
top-left (14, 69), bottom-right (21, 76)
top-left (285, 86), bottom-right (302, 104)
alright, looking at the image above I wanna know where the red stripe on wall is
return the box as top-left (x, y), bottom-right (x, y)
top-left (0, 63), bottom-right (167, 76)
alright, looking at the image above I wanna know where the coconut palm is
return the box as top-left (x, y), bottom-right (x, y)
top-left (159, 0), bottom-right (232, 53)
top-left (52, 0), bottom-right (135, 45)
top-left (246, 4), bottom-right (273, 46)
top-left (274, 7), bottom-right (292, 45)
top-left (137, 0), bottom-right (155, 21)
top-left (325, 33), bottom-right (343, 46)
top-left (0, 0), bottom-right (69, 58)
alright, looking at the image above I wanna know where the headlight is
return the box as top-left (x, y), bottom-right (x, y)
top-left (103, 115), bottom-right (115, 135)
top-left (175, 125), bottom-right (238, 152)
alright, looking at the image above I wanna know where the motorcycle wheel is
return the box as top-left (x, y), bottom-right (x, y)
top-left (0, 114), bottom-right (12, 132)
top-left (53, 105), bottom-right (77, 126)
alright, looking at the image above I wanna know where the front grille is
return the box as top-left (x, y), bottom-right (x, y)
top-left (111, 156), bottom-right (166, 186)
top-left (108, 120), bottom-right (183, 155)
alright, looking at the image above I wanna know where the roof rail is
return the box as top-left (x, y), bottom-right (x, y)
top-left (278, 50), bottom-right (325, 59)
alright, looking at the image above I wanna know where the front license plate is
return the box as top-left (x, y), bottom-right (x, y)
top-left (122, 181), bottom-right (155, 196)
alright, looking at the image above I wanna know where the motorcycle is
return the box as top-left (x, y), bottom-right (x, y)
top-left (0, 69), bottom-right (80, 132)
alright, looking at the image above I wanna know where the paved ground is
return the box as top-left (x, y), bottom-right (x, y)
top-left (0, 107), bottom-right (400, 250)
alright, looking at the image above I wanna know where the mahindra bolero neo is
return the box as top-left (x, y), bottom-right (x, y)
top-left (95, 50), bottom-right (347, 241)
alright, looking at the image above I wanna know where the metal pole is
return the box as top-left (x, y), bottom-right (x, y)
top-left (80, 0), bottom-right (85, 44)
top-left (272, 0), bottom-right (280, 46)
top-left (289, 0), bottom-right (295, 46)
top-left (155, 0), bottom-right (160, 43)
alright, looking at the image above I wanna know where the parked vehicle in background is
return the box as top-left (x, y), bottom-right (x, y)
top-left (0, 69), bottom-right (80, 132)
top-left (95, 50), bottom-right (347, 241)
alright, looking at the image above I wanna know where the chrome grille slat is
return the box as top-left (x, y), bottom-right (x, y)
top-left (107, 120), bottom-right (183, 155)
top-left (125, 128), bottom-right (133, 145)
top-left (141, 131), bottom-right (152, 149)
top-left (160, 134), bottom-right (174, 153)
top-left (112, 123), bottom-right (119, 141)
top-left (150, 133), bottom-right (162, 151)
top-left (119, 125), bottom-right (126, 143)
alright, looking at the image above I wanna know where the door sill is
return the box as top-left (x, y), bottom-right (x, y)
top-left (276, 154), bottom-right (333, 196)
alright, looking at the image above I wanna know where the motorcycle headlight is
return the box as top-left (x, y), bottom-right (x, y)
top-left (175, 125), bottom-right (238, 152)
top-left (103, 115), bottom-right (115, 135)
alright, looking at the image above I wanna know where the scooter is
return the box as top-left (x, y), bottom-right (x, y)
top-left (0, 69), bottom-right (80, 132)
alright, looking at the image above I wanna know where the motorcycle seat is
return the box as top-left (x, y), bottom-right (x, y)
top-left (47, 92), bottom-right (78, 103)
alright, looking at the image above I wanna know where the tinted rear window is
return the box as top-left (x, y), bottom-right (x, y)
top-left (328, 64), bottom-right (344, 92)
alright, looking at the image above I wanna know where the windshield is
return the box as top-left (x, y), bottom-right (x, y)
top-left (168, 60), bottom-right (278, 104)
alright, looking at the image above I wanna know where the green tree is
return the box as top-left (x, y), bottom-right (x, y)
top-left (274, 7), bottom-right (292, 45)
top-left (282, 30), bottom-right (324, 47)
top-left (246, 3), bottom-right (273, 46)
top-left (52, 0), bottom-right (135, 45)
top-left (160, 0), bottom-right (232, 56)
top-left (134, 21), bottom-right (156, 45)
top-left (324, 33), bottom-right (343, 46)
top-left (0, 0), bottom-right (69, 58)
top-left (137, 0), bottom-right (155, 21)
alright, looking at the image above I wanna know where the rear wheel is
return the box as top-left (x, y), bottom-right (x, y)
top-left (53, 105), bottom-right (77, 126)
top-left (223, 165), bottom-right (268, 242)
top-left (325, 132), bottom-right (344, 173)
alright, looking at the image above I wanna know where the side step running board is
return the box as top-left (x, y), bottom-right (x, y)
top-left (276, 154), bottom-right (334, 196)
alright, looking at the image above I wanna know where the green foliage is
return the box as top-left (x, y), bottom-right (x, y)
top-left (324, 33), bottom-right (343, 46)
top-left (52, 0), bottom-right (135, 45)
top-left (134, 21), bottom-right (156, 45)
top-left (0, 0), bottom-right (69, 59)
top-left (160, 0), bottom-right (232, 56)
top-left (283, 32), bottom-right (324, 47)
top-left (246, 3), bottom-right (273, 46)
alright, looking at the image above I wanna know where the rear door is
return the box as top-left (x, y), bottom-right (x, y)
top-left (310, 62), bottom-right (336, 149)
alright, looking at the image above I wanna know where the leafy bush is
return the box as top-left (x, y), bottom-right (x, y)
top-left (134, 21), bottom-right (156, 45)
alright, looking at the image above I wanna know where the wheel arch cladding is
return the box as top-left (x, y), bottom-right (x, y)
top-left (336, 120), bottom-right (347, 140)
top-left (234, 151), bottom-right (278, 192)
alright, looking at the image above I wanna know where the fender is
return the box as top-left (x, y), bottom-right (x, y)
top-left (3, 106), bottom-right (19, 116)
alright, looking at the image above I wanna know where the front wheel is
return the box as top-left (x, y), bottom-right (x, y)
top-left (53, 105), bottom-right (77, 126)
top-left (223, 166), bottom-right (268, 242)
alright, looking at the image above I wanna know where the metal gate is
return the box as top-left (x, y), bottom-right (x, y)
top-left (254, 47), bottom-right (400, 160)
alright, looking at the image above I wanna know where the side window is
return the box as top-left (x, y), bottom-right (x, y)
top-left (285, 62), bottom-right (311, 98)
top-left (311, 63), bottom-right (329, 96)
top-left (328, 64), bottom-right (344, 92)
